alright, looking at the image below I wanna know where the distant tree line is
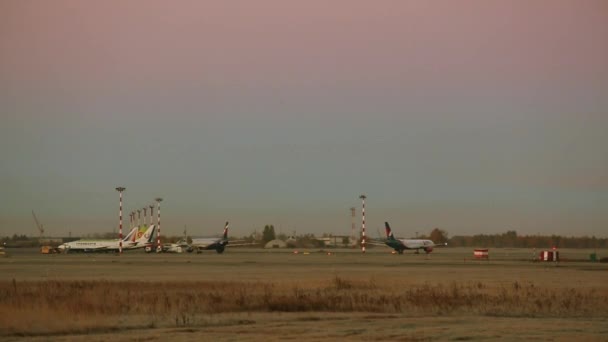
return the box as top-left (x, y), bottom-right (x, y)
top-left (448, 231), bottom-right (608, 249)
top-left (1, 234), bottom-right (39, 247)
top-left (3, 228), bottom-right (607, 249)
top-left (398, 229), bottom-right (607, 249)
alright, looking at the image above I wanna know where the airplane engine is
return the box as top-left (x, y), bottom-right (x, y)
top-left (424, 247), bottom-right (433, 254)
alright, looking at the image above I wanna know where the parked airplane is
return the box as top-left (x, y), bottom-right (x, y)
top-left (58, 225), bottom-right (156, 253)
top-left (381, 222), bottom-right (447, 254)
top-left (159, 239), bottom-right (191, 253)
top-left (57, 226), bottom-right (138, 253)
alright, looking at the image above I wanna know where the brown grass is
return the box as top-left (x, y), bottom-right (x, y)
top-left (2, 248), bottom-right (607, 339)
top-left (1, 276), bottom-right (607, 337)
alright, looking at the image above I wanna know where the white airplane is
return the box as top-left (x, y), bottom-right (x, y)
top-left (160, 238), bottom-right (191, 253)
top-left (58, 225), bottom-right (156, 253)
top-left (188, 221), bottom-right (231, 254)
top-left (380, 222), bottom-right (447, 254)
top-left (189, 221), bottom-right (255, 254)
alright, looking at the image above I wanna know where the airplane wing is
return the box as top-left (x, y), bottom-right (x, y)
top-left (84, 246), bottom-right (111, 251)
top-left (190, 243), bottom-right (211, 248)
top-left (226, 242), bottom-right (259, 247)
top-left (364, 236), bottom-right (387, 246)
top-left (366, 241), bottom-right (387, 246)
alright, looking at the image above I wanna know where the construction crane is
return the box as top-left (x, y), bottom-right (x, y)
top-left (32, 210), bottom-right (60, 254)
top-left (32, 210), bottom-right (44, 239)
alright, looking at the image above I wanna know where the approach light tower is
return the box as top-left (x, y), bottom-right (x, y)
top-left (350, 207), bottom-right (356, 249)
top-left (360, 194), bottom-right (367, 253)
top-left (115, 187), bottom-right (126, 254)
top-left (155, 197), bottom-right (163, 253)
top-left (144, 207), bottom-right (148, 227)
top-left (149, 204), bottom-right (154, 227)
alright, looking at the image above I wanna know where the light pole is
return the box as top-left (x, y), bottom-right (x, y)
top-left (155, 197), bottom-right (163, 253)
top-left (115, 187), bottom-right (126, 254)
top-left (359, 194), bottom-right (366, 253)
top-left (149, 204), bottom-right (154, 227)
top-left (350, 207), bottom-right (356, 249)
top-left (143, 207), bottom-right (151, 226)
top-left (137, 209), bottom-right (141, 228)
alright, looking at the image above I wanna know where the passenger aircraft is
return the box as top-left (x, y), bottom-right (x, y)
top-left (159, 238), bottom-right (191, 253)
top-left (188, 221), bottom-right (231, 254)
top-left (58, 225), bottom-right (156, 253)
top-left (381, 222), bottom-right (447, 254)
top-left (189, 221), bottom-right (254, 254)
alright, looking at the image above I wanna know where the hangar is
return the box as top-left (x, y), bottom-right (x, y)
top-left (264, 239), bottom-right (287, 249)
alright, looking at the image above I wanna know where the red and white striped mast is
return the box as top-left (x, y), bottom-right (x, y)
top-left (143, 207), bottom-right (148, 227)
top-left (350, 207), bottom-right (356, 249)
top-left (149, 204), bottom-right (154, 228)
top-left (359, 194), bottom-right (366, 253)
top-left (115, 187), bottom-right (126, 255)
top-left (155, 197), bottom-right (163, 253)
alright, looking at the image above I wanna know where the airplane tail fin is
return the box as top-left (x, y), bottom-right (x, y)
top-left (223, 221), bottom-right (229, 239)
top-left (385, 222), bottom-right (395, 240)
top-left (123, 227), bottom-right (138, 242)
top-left (130, 227), bottom-right (138, 242)
top-left (135, 224), bottom-right (155, 244)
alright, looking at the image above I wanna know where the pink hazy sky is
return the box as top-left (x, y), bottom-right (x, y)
top-left (1, 1), bottom-right (607, 237)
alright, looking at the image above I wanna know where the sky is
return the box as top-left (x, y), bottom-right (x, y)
top-left (1, 1), bottom-right (607, 239)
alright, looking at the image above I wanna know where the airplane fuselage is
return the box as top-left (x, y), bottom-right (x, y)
top-left (58, 239), bottom-right (136, 253)
top-left (190, 237), bottom-right (228, 253)
top-left (58, 225), bottom-right (156, 253)
top-left (386, 238), bottom-right (437, 254)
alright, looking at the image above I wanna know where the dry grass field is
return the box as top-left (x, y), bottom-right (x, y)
top-left (1, 247), bottom-right (607, 341)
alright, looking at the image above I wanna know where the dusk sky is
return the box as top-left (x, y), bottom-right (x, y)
top-left (1, 1), bottom-right (607, 238)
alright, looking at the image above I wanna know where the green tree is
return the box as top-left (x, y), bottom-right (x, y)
top-left (262, 225), bottom-right (276, 243)
top-left (342, 236), bottom-right (350, 247)
top-left (502, 230), bottom-right (518, 247)
top-left (429, 228), bottom-right (448, 244)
